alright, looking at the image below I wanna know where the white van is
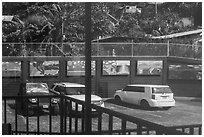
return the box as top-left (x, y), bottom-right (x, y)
top-left (113, 84), bottom-right (175, 110)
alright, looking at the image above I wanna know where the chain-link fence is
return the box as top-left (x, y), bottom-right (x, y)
top-left (2, 42), bottom-right (202, 59)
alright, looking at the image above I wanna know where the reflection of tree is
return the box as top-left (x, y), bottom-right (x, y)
top-left (178, 71), bottom-right (196, 79)
top-left (31, 61), bottom-right (59, 76)
top-left (103, 60), bottom-right (131, 75)
top-left (137, 61), bottom-right (162, 75)
top-left (169, 65), bottom-right (201, 79)
top-left (67, 61), bottom-right (95, 72)
top-left (33, 62), bottom-right (45, 75)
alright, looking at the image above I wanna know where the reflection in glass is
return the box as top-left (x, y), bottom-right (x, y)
top-left (169, 64), bottom-right (202, 80)
top-left (67, 60), bottom-right (95, 76)
top-left (2, 61), bottom-right (21, 77)
top-left (103, 60), bottom-right (130, 75)
top-left (137, 61), bottom-right (162, 75)
top-left (30, 61), bottom-right (59, 76)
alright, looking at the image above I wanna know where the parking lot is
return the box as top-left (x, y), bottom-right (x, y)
top-left (104, 96), bottom-right (202, 127)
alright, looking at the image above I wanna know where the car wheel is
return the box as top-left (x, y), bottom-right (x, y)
top-left (114, 96), bottom-right (122, 104)
top-left (140, 100), bottom-right (150, 110)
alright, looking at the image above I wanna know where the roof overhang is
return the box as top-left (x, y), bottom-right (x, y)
top-left (152, 29), bottom-right (202, 39)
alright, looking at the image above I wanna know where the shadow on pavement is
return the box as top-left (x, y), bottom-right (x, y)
top-left (104, 99), bottom-right (167, 111)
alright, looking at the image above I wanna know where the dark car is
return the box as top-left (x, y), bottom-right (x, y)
top-left (17, 82), bottom-right (59, 116)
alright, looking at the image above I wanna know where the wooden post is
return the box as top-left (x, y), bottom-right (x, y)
top-left (85, 2), bottom-right (92, 134)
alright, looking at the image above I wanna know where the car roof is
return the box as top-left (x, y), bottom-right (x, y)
top-left (54, 82), bottom-right (85, 87)
top-left (26, 82), bottom-right (48, 85)
top-left (127, 84), bottom-right (169, 87)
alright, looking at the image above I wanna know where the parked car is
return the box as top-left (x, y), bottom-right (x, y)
top-left (17, 82), bottom-right (59, 116)
top-left (113, 84), bottom-right (175, 110)
top-left (50, 82), bottom-right (104, 116)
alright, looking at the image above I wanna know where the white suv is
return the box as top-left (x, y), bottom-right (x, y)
top-left (114, 84), bottom-right (175, 110)
top-left (50, 82), bottom-right (104, 116)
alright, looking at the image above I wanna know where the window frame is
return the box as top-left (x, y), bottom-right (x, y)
top-left (29, 61), bottom-right (59, 77)
top-left (2, 61), bottom-right (21, 78)
top-left (136, 60), bottom-right (163, 76)
top-left (102, 60), bottom-right (130, 76)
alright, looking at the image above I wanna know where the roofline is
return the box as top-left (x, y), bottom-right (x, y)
top-left (152, 29), bottom-right (202, 39)
top-left (127, 84), bottom-right (169, 87)
top-left (54, 82), bottom-right (85, 87)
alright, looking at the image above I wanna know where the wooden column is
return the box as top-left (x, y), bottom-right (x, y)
top-left (85, 2), bottom-right (92, 134)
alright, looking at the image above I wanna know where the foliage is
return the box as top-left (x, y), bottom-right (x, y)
top-left (2, 2), bottom-right (202, 56)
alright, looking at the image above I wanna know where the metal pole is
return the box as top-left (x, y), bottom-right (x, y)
top-left (155, 2), bottom-right (157, 15)
top-left (85, 2), bottom-right (92, 134)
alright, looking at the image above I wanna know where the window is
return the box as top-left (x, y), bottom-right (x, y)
top-left (168, 64), bottom-right (202, 80)
top-left (65, 87), bottom-right (85, 95)
top-left (2, 61), bottom-right (21, 77)
top-left (30, 61), bottom-right (59, 77)
top-left (123, 86), bottom-right (144, 93)
top-left (137, 60), bottom-right (162, 75)
top-left (54, 85), bottom-right (64, 93)
top-left (123, 86), bottom-right (134, 91)
top-left (152, 87), bottom-right (172, 94)
top-left (102, 60), bottom-right (130, 75)
top-left (134, 87), bottom-right (145, 93)
top-left (67, 60), bottom-right (95, 76)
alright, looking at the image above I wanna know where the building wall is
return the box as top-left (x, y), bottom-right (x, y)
top-left (2, 56), bottom-right (201, 97)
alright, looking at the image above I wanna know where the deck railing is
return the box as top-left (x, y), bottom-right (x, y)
top-left (2, 42), bottom-right (202, 59)
top-left (2, 95), bottom-right (201, 135)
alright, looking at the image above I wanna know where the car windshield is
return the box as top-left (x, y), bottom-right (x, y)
top-left (65, 87), bottom-right (85, 95)
top-left (152, 87), bottom-right (172, 94)
top-left (27, 83), bottom-right (49, 92)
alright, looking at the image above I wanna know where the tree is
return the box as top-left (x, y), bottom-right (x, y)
top-left (2, 2), bottom-right (202, 56)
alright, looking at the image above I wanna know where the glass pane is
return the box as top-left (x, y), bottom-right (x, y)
top-left (67, 60), bottom-right (95, 76)
top-left (169, 64), bottom-right (202, 80)
top-left (30, 61), bottom-right (59, 76)
top-left (137, 61), bottom-right (162, 75)
top-left (102, 60), bottom-right (130, 75)
top-left (2, 61), bottom-right (21, 77)
top-left (152, 87), bottom-right (172, 94)
top-left (65, 87), bottom-right (85, 95)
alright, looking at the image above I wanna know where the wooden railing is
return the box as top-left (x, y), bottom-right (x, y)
top-left (2, 95), bottom-right (201, 135)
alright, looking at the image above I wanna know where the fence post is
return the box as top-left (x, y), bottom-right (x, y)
top-left (60, 96), bottom-right (64, 134)
top-left (131, 40), bottom-right (134, 57)
top-left (108, 115), bottom-right (113, 135)
top-left (189, 127), bottom-right (194, 135)
top-left (121, 119), bottom-right (126, 135)
top-left (98, 111), bottom-right (102, 134)
top-left (137, 123), bottom-right (142, 135)
top-left (2, 123), bottom-right (12, 135)
top-left (167, 40), bottom-right (170, 56)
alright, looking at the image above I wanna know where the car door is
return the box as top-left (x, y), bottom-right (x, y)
top-left (126, 86), bottom-right (144, 105)
top-left (122, 86), bottom-right (138, 105)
